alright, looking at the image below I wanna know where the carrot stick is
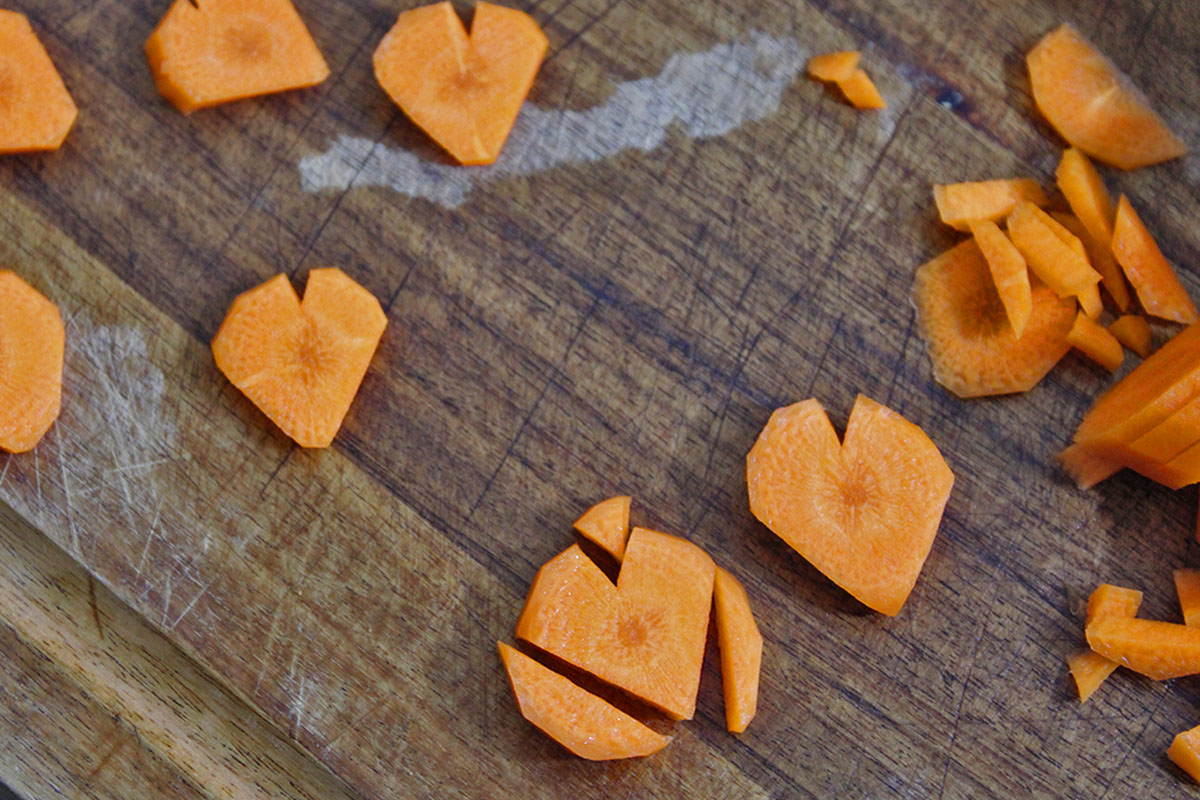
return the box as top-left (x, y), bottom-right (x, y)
top-left (1086, 616), bottom-right (1200, 680)
top-left (969, 220), bottom-right (1031, 337)
top-left (1107, 315), bottom-right (1152, 358)
top-left (713, 567), bottom-right (762, 734)
top-left (0, 11), bottom-right (77, 153)
top-left (1175, 570), bottom-right (1200, 627)
top-left (1169, 725), bottom-right (1200, 784)
top-left (1007, 202), bottom-right (1101, 299)
top-left (1051, 211), bottom-right (1130, 313)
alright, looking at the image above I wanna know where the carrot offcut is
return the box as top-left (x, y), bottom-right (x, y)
top-left (1007, 202), bottom-right (1100, 299)
top-left (969, 220), bottom-right (1031, 337)
top-left (1086, 616), bottom-right (1200, 680)
top-left (713, 567), bottom-right (762, 734)
top-left (1068, 583), bottom-right (1141, 703)
top-left (933, 179), bottom-right (1047, 232)
top-left (573, 495), bottom-right (631, 562)
top-left (1175, 570), bottom-right (1200, 627)
top-left (1107, 315), bottom-right (1151, 358)
top-left (0, 271), bottom-right (65, 453)
top-left (806, 51), bottom-right (859, 83)
top-left (1067, 311), bottom-right (1123, 371)
top-left (1111, 195), bottom-right (1199, 324)
top-left (836, 69), bottom-right (885, 109)
top-left (1051, 211), bottom-right (1130, 313)
top-left (1169, 725), bottom-right (1200, 784)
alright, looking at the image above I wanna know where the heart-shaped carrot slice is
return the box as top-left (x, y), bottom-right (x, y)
top-left (0, 271), bottom-right (64, 453)
top-left (212, 269), bottom-right (386, 448)
top-left (747, 395), bottom-right (954, 615)
top-left (515, 527), bottom-right (715, 720)
top-left (373, 1), bottom-right (547, 165)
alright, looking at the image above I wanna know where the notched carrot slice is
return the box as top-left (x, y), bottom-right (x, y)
top-left (1067, 311), bottom-right (1123, 371)
top-left (146, 0), bottom-right (330, 113)
top-left (806, 51), bottom-right (859, 83)
top-left (933, 179), bottom-right (1047, 232)
top-left (969, 220), bottom-right (1031, 337)
top-left (1112, 195), bottom-right (1199, 324)
top-left (498, 642), bottom-right (670, 760)
top-left (836, 69), bottom-right (885, 110)
top-left (573, 495), bottom-right (632, 562)
top-left (0, 271), bottom-right (65, 453)
top-left (713, 567), bottom-right (762, 734)
top-left (1108, 315), bottom-right (1151, 358)
top-left (0, 11), bottom-right (77, 153)
top-left (1086, 616), bottom-right (1200, 680)
top-left (1169, 725), bottom-right (1200, 784)
top-left (1052, 211), bottom-right (1130, 313)
top-left (1007, 202), bottom-right (1100, 298)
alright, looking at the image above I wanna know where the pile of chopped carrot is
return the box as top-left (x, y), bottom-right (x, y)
top-left (806, 50), bottom-right (886, 110)
top-left (499, 496), bottom-right (762, 758)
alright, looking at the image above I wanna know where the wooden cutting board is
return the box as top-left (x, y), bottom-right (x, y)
top-left (2, 0), bottom-right (1199, 797)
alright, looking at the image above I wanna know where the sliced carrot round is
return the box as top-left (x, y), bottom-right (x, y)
top-left (573, 495), bottom-right (631, 562)
top-left (1112, 194), bottom-right (1199, 324)
top-left (0, 11), bottom-right (77, 153)
top-left (806, 51), bottom-right (859, 83)
top-left (0, 271), bottom-right (64, 453)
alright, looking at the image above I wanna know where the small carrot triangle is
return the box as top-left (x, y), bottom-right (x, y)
top-left (573, 495), bottom-right (631, 561)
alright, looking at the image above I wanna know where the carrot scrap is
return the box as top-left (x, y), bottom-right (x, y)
top-left (373, 2), bottom-right (547, 165)
top-left (1175, 570), bottom-right (1200, 627)
top-left (1085, 583), bottom-right (1142, 623)
top-left (146, 0), bottom-right (329, 113)
top-left (1068, 583), bottom-right (1140, 701)
top-left (1067, 311), bottom-right (1123, 371)
top-left (0, 11), bottom-right (77, 153)
top-left (0, 271), bottom-right (64, 453)
top-left (1107, 315), bottom-right (1152, 358)
top-left (713, 567), bottom-right (762, 734)
top-left (1066, 651), bottom-right (1120, 703)
top-left (933, 179), bottom-right (1048, 232)
top-left (1007, 202), bottom-right (1100, 299)
top-left (746, 395), bottom-right (953, 616)
top-left (1057, 443), bottom-right (1121, 490)
top-left (1052, 211), bottom-right (1130, 312)
top-left (1055, 149), bottom-right (1116, 246)
top-left (1112, 195), bottom-right (1199, 324)
top-left (1027, 23), bottom-right (1186, 169)
top-left (211, 269), bottom-right (387, 448)
top-left (498, 642), bottom-right (670, 760)
top-left (1169, 725), bottom-right (1200, 784)
top-left (806, 51), bottom-right (859, 83)
top-left (516, 528), bottom-right (715, 720)
top-left (969, 220), bottom-right (1031, 337)
top-left (912, 239), bottom-right (1075, 397)
top-left (835, 69), bottom-right (885, 110)
top-left (1086, 616), bottom-right (1200, 680)
top-left (573, 495), bottom-right (631, 562)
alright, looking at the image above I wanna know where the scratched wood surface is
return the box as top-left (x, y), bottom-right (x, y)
top-left (1, 0), bottom-right (1199, 797)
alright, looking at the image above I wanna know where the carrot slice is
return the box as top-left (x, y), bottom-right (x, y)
top-left (1121, 395), bottom-right (1200, 467)
top-left (913, 239), bottom-right (1075, 397)
top-left (713, 567), bottom-right (762, 734)
top-left (933, 179), bottom-right (1048, 232)
top-left (1007, 202), bottom-right (1101, 298)
top-left (1086, 583), bottom-right (1143, 623)
top-left (746, 395), bottom-right (953, 616)
top-left (145, 0), bottom-right (329, 113)
top-left (1112, 195), bottom-right (1199, 324)
top-left (835, 69), bottom-right (885, 110)
top-left (1067, 311), bottom-right (1123, 371)
top-left (969, 220), bottom-right (1031, 337)
top-left (1051, 212), bottom-right (1130, 312)
top-left (1108, 315), bottom-right (1152, 358)
top-left (211, 269), bottom-right (387, 448)
top-left (806, 51), bottom-right (859, 83)
top-left (374, 2), bottom-right (548, 166)
top-left (516, 528), bottom-right (715, 720)
top-left (0, 272), bottom-right (64, 453)
top-left (1175, 570), bottom-right (1200, 627)
top-left (573, 495), bottom-right (632, 562)
top-left (1086, 616), bottom-right (1200, 680)
top-left (1056, 149), bottom-right (1116, 245)
top-left (497, 642), bottom-right (670, 760)
top-left (1169, 725), bottom-right (1200, 784)
top-left (1027, 24), bottom-right (1186, 170)
top-left (0, 12), bottom-right (77, 153)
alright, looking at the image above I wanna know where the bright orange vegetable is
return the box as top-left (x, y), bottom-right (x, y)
top-left (1007, 202), bottom-right (1101, 299)
top-left (933, 179), bottom-right (1048, 232)
top-left (573, 495), bottom-right (631, 561)
top-left (806, 51), bottom-right (859, 83)
top-left (516, 528), bottom-right (715, 720)
top-left (373, 2), bottom-right (547, 165)
top-left (1107, 315), bottom-right (1152, 358)
top-left (1057, 443), bottom-right (1120, 490)
top-left (913, 239), bottom-right (1075, 397)
top-left (1067, 311), bottom-right (1123, 371)
top-left (1066, 651), bottom-right (1119, 703)
top-left (713, 567), bottom-right (762, 734)
top-left (835, 69), bottom-right (885, 109)
top-left (1086, 616), bottom-right (1200, 680)
top-left (1168, 725), bottom-right (1200, 784)
top-left (0, 11), bottom-right (77, 153)
top-left (746, 395), bottom-right (953, 616)
top-left (1121, 396), bottom-right (1200, 467)
top-left (1086, 583), bottom-right (1142, 624)
top-left (1112, 195), bottom-right (1199, 324)
top-left (1175, 570), bottom-right (1200, 627)
top-left (969, 220), bottom-right (1031, 337)
top-left (0, 271), bottom-right (64, 453)
top-left (1027, 24), bottom-right (1186, 170)
top-left (145, 0), bottom-right (329, 113)
top-left (1055, 149), bottom-right (1116, 246)
top-left (498, 642), bottom-right (670, 760)
top-left (212, 269), bottom-right (387, 448)
top-left (1052, 211), bottom-right (1130, 313)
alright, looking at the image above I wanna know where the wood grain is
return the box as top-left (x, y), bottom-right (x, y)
top-left (2, 0), bottom-right (1200, 797)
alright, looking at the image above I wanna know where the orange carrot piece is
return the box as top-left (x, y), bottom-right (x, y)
top-left (1086, 583), bottom-right (1143, 623)
top-left (0, 272), bottom-right (64, 453)
top-left (1007, 202), bottom-right (1100, 298)
top-left (1027, 24), bottom-right (1186, 170)
top-left (1086, 616), bottom-right (1200, 680)
top-left (145, 0), bottom-right (329, 113)
top-left (969, 220), bottom-right (1031, 337)
top-left (1169, 725), bottom-right (1200, 784)
top-left (374, 2), bottom-right (547, 165)
top-left (516, 528), bottom-right (715, 720)
top-left (1067, 311), bottom-right (1123, 371)
top-left (806, 51), bottom-right (860, 83)
top-left (211, 269), bottom-right (387, 448)
top-left (1122, 395), bottom-right (1200, 467)
top-left (1077, 285), bottom-right (1102, 319)
top-left (746, 395), bottom-right (954, 616)
top-left (1175, 570), bottom-right (1200, 627)
top-left (933, 179), bottom-right (1048, 232)
top-left (0, 12), bottom-right (77, 153)
top-left (713, 567), bottom-right (762, 734)
top-left (1052, 211), bottom-right (1130, 313)
top-left (1056, 149), bottom-right (1116, 245)
top-left (1068, 583), bottom-right (1141, 702)
top-left (1112, 195), bottom-right (1199, 324)
top-left (573, 495), bottom-right (632, 561)
top-left (1039, 211), bottom-right (1103, 316)
top-left (1057, 443), bottom-right (1121, 489)
top-left (1066, 651), bottom-right (1119, 703)
top-left (836, 69), bottom-right (885, 110)
top-left (913, 239), bottom-right (1075, 397)
top-left (498, 642), bottom-right (670, 760)
top-left (1108, 315), bottom-right (1152, 358)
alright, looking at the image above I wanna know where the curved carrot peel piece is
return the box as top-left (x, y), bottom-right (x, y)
top-left (835, 69), bottom-right (885, 110)
top-left (1007, 202), bottom-right (1100, 299)
top-left (969, 220), bottom-right (1031, 337)
top-left (146, 0), bottom-right (329, 113)
top-left (1176, 570), bottom-right (1200, 627)
top-left (573, 495), bottom-right (631, 562)
top-left (1027, 24), bottom-right (1185, 170)
top-left (1169, 725), bottom-right (1200, 784)
top-left (1068, 583), bottom-right (1141, 703)
top-left (498, 642), bottom-right (670, 760)
top-left (713, 567), bottom-right (762, 733)
top-left (1108, 315), bottom-right (1151, 358)
top-left (516, 528), bottom-right (715, 720)
top-left (746, 395), bottom-right (953, 616)
top-left (373, 2), bottom-right (548, 165)
top-left (0, 12), bottom-right (77, 153)
top-left (913, 239), bottom-right (1074, 397)
top-left (806, 51), bottom-right (859, 83)
top-left (1112, 195), bottom-right (1198, 324)
top-left (933, 179), bottom-right (1047, 232)
top-left (1052, 212), bottom-right (1130, 313)
top-left (0, 272), bottom-right (64, 453)
top-left (212, 269), bottom-right (387, 448)
top-left (1067, 311), bottom-right (1123, 371)
top-left (1086, 617), bottom-right (1200, 680)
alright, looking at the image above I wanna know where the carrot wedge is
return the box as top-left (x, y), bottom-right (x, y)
top-left (933, 179), bottom-right (1048, 232)
top-left (1112, 195), bottom-right (1199, 324)
top-left (1086, 616), bottom-right (1200, 680)
top-left (1056, 149), bottom-right (1116, 245)
top-left (573, 495), bottom-right (631, 562)
top-left (1169, 726), bottom-right (1200, 784)
top-left (0, 271), bottom-right (65, 453)
top-left (713, 567), bottom-right (762, 734)
top-left (1007, 202), bottom-right (1101, 298)
top-left (836, 69), bottom-right (885, 109)
top-left (1052, 211), bottom-right (1130, 313)
top-left (1067, 651), bottom-right (1120, 703)
top-left (498, 642), bottom-right (670, 760)
top-left (0, 12), bottom-right (77, 153)
top-left (970, 220), bottom-right (1031, 337)
top-left (1175, 570), bottom-right (1200, 627)
top-left (1067, 311), bottom-right (1123, 371)
top-left (807, 51), bottom-right (859, 83)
